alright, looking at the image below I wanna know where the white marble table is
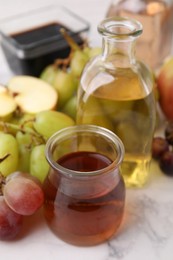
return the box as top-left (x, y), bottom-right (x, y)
top-left (0, 0), bottom-right (173, 259)
top-left (1, 161), bottom-right (173, 260)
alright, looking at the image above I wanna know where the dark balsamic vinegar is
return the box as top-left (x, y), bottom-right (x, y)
top-left (1, 22), bottom-right (83, 76)
top-left (10, 22), bottom-right (69, 45)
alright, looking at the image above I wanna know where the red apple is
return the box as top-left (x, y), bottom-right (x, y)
top-left (157, 57), bottom-right (173, 120)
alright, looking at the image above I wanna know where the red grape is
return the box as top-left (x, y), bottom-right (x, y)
top-left (151, 121), bottom-right (173, 176)
top-left (4, 174), bottom-right (44, 216)
top-left (0, 196), bottom-right (23, 240)
top-left (6, 171), bottom-right (42, 187)
top-left (165, 121), bottom-right (173, 145)
top-left (159, 150), bottom-right (173, 176)
top-left (152, 137), bottom-right (169, 159)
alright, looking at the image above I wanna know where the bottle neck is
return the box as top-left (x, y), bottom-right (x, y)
top-left (102, 36), bottom-right (137, 68)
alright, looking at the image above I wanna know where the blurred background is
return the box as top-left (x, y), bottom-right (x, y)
top-left (0, 0), bottom-right (173, 83)
top-left (0, 0), bottom-right (110, 83)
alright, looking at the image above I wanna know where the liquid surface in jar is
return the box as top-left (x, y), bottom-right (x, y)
top-left (58, 151), bottom-right (112, 171)
top-left (43, 151), bottom-right (125, 246)
top-left (10, 22), bottom-right (69, 45)
top-left (77, 67), bottom-right (156, 187)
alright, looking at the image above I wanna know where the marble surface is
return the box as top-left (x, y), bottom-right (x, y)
top-left (1, 161), bottom-right (173, 260)
top-left (0, 0), bottom-right (173, 259)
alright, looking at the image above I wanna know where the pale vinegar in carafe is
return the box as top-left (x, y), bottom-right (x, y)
top-left (77, 67), bottom-right (156, 187)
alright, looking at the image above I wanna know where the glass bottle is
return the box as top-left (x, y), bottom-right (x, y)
top-left (106, 0), bottom-right (173, 70)
top-left (43, 125), bottom-right (125, 246)
top-left (76, 17), bottom-right (156, 187)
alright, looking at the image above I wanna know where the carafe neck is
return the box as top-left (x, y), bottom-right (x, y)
top-left (98, 17), bottom-right (143, 68)
top-left (102, 37), bottom-right (136, 68)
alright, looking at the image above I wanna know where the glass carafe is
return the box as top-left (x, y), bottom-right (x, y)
top-left (76, 17), bottom-right (156, 187)
top-left (106, 0), bottom-right (173, 70)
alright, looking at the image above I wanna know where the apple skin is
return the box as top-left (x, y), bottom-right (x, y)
top-left (157, 57), bottom-right (173, 120)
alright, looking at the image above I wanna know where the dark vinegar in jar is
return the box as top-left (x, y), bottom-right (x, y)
top-left (43, 151), bottom-right (125, 246)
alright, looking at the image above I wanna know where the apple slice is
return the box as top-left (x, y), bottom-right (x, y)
top-left (0, 85), bottom-right (17, 120)
top-left (7, 76), bottom-right (58, 114)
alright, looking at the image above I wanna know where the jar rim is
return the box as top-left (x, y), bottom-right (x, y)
top-left (45, 125), bottom-right (125, 178)
top-left (98, 16), bottom-right (143, 39)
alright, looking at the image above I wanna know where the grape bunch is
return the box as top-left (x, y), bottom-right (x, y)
top-left (152, 121), bottom-right (173, 176)
top-left (0, 171), bottom-right (44, 241)
top-left (40, 28), bottom-right (101, 119)
top-left (0, 110), bottom-right (75, 181)
top-left (0, 30), bottom-right (101, 241)
top-left (0, 99), bottom-right (75, 241)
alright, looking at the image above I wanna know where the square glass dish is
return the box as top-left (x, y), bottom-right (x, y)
top-left (0, 5), bottom-right (90, 76)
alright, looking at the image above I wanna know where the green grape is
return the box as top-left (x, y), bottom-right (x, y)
top-left (61, 95), bottom-right (77, 120)
top-left (41, 65), bottom-right (78, 108)
top-left (33, 110), bottom-right (75, 139)
top-left (40, 65), bottom-right (57, 85)
top-left (52, 70), bottom-right (78, 108)
top-left (70, 50), bottom-right (89, 78)
top-left (78, 96), bottom-right (114, 131)
top-left (70, 46), bottom-right (101, 78)
top-left (0, 120), bottom-right (18, 136)
top-left (18, 113), bottom-right (35, 129)
top-left (60, 28), bottom-right (90, 78)
top-left (83, 46), bottom-right (101, 59)
top-left (16, 131), bottom-right (33, 172)
top-left (88, 47), bottom-right (101, 58)
top-left (30, 144), bottom-right (49, 183)
top-left (0, 133), bottom-right (19, 176)
top-left (6, 112), bottom-right (34, 132)
top-left (9, 115), bottom-right (21, 125)
top-left (115, 122), bottom-right (139, 152)
top-left (9, 110), bottom-right (26, 126)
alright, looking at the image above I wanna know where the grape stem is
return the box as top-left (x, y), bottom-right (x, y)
top-left (60, 28), bottom-right (80, 51)
top-left (54, 56), bottom-right (71, 71)
top-left (0, 121), bottom-right (46, 144)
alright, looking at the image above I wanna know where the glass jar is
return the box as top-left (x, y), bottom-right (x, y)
top-left (76, 17), bottom-right (156, 187)
top-left (43, 125), bottom-right (125, 246)
top-left (106, 0), bottom-right (173, 70)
